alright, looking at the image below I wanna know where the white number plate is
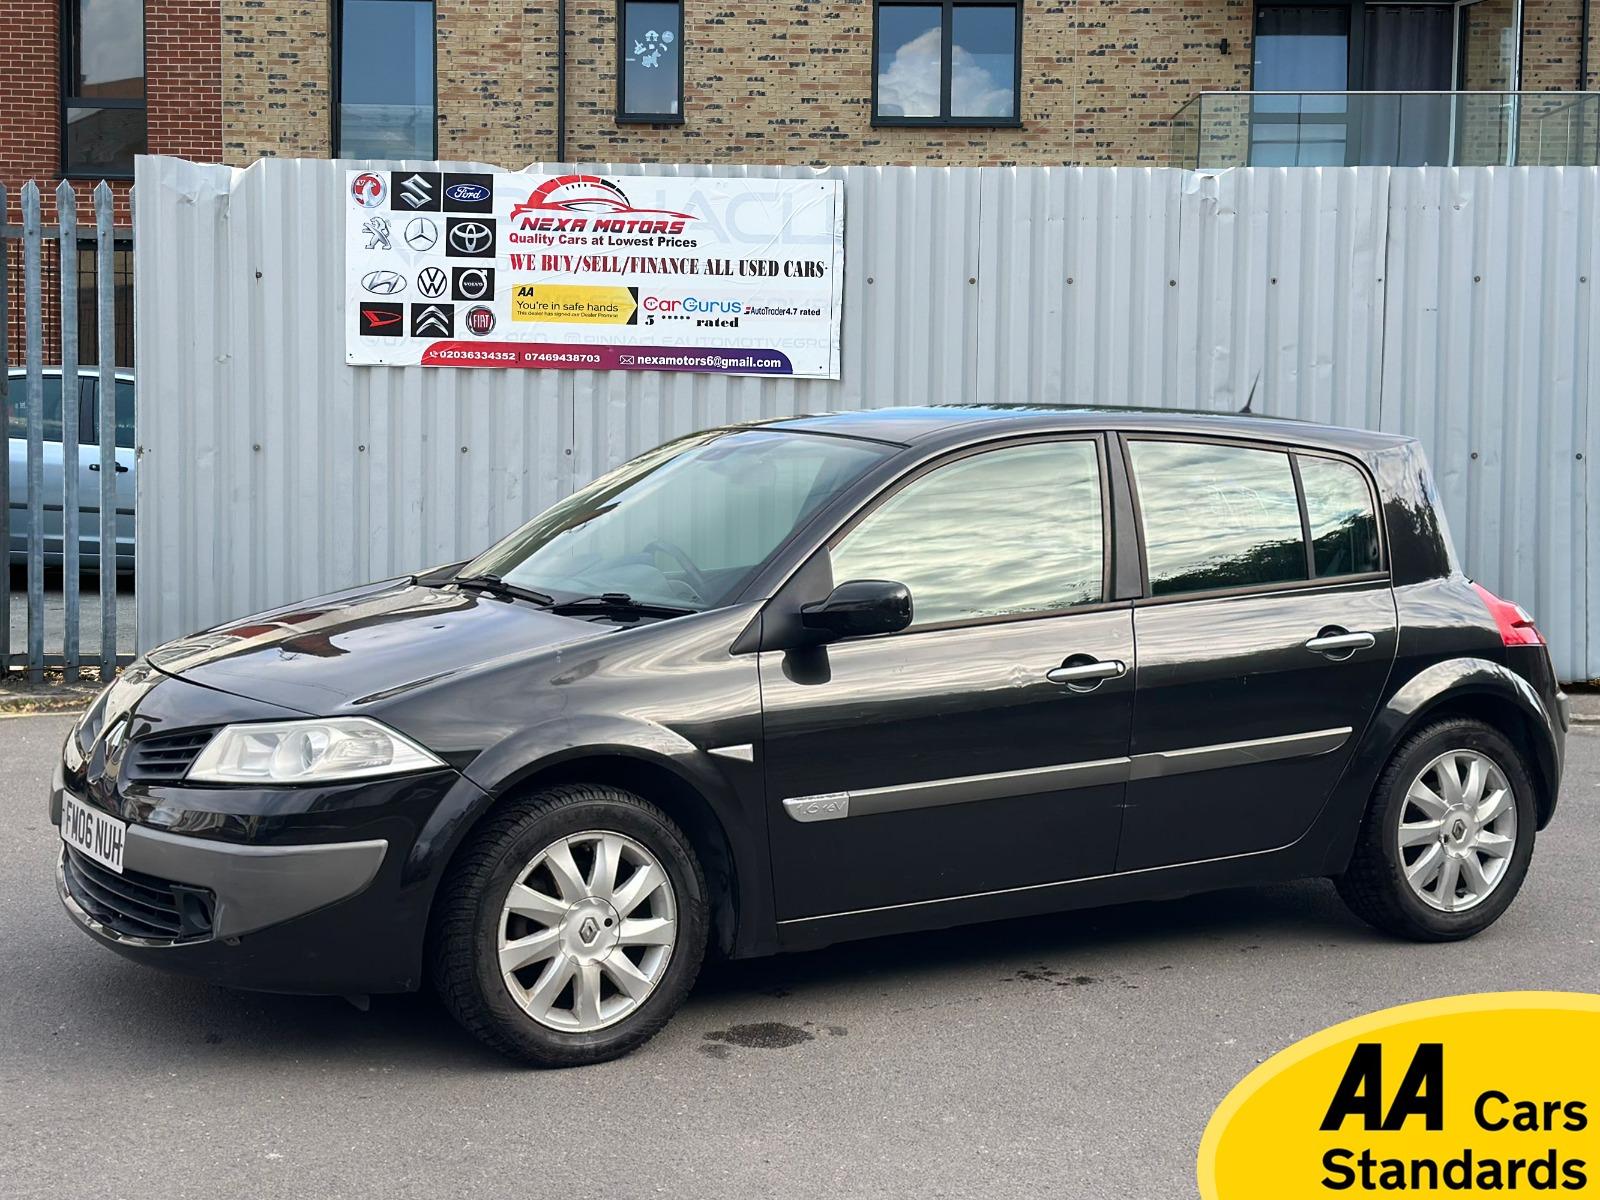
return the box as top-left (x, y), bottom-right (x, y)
top-left (60, 793), bottom-right (126, 874)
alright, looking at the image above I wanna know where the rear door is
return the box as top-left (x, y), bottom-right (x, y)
top-left (760, 436), bottom-right (1135, 921)
top-left (1116, 436), bottom-right (1398, 871)
top-left (78, 377), bottom-right (136, 567)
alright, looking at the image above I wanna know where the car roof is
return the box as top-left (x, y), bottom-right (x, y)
top-left (761, 404), bottom-right (1413, 455)
top-left (6, 366), bottom-right (135, 382)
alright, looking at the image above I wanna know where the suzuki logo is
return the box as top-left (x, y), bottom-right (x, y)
top-left (398, 173), bottom-right (434, 209)
top-left (449, 221), bottom-right (492, 255)
top-left (404, 218), bottom-right (439, 251)
top-left (578, 916), bottom-right (600, 944)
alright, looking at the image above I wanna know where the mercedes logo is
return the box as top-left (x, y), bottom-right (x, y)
top-left (360, 269), bottom-right (407, 295)
top-left (417, 267), bottom-right (448, 298)
top-left (404, 218), bottom-right (439, 251)
top-left (449, 221), bottom-right (492, 255)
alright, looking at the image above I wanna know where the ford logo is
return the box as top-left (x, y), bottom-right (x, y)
top-left (446, 183), bottom-right (490, 203)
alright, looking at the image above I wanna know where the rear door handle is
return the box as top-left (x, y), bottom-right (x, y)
top-left (89, 462), bottom-right (128, 473)
top-left (1305, 631), bottom-right (1376, 656)
top-left (1046, 659), bottom-right (1127, 689)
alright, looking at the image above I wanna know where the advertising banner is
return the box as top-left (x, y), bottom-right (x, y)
top-left (344, 169), bottom-right (843, 378)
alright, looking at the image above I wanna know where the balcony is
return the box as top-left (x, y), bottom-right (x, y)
top-left (1171, 92), bottom-right (1600, 169)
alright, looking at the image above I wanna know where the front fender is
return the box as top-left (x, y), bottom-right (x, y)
top-left (1318, 656), bottom-right (1563, 871)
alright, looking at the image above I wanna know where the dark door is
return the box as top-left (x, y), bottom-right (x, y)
top-left (1116, 438), bottom-right (1398, 872)
top-left (759, 437), bottom-right (1135, 921)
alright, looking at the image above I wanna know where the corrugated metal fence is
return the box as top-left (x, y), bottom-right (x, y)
top-left (3, 181), bottom-right (131, 682)
top-left (135, 157), bottom-right (1597, 681)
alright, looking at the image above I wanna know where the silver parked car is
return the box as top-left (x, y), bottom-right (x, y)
top-left (7, 367), bottom-right (135, 573)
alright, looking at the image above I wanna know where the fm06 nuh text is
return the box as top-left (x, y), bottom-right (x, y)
top-left (1319, 1043), bottom-right (1589, 1192)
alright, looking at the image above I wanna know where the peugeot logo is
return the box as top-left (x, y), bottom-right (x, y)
top-left (360, 270), bottom-right (407, 296)
top-left (449, 221), bottom-right (493, 255)
top-left (404, 218), bottom-right (439, 251)
top-left (417, 267), bottom-right (448, 298)
top-left (398, 173), bottom-right (434, 209)
top-left (413, 305), bottom-right (451, 336)
top-left (446, 182), bottom-right (490, 204)
top-left (578, 916), bottom-right (600, 944)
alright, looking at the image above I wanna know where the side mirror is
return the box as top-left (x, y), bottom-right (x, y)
top-left (799, 579), bottom-right (913, 642)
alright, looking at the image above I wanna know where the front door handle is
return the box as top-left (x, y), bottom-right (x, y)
top-left (1046, 659), bottom-right (1127, 691)
top-left (1305, 630), bottom-right (1376, 657)
top-left (89, 462), bottom-right (128, 474)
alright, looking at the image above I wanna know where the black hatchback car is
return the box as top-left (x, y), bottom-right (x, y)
top-left (52, 406), bottom-right (1567, 1066)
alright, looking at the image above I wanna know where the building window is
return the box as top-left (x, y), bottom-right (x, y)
top-left (873, 0), bottom-right (1020, 126)
top-left (62, 0), bottom-right (148, 178)
top-left (336, 0), bottom-right (437, 159)
top-left (618, 1), bottom-right (684, 122)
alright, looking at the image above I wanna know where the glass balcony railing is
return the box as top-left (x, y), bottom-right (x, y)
top-left (1171, 92), bottom-right (1600, 169)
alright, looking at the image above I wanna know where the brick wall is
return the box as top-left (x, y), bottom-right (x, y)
top-left (222, 0), bottom-right (330, 159)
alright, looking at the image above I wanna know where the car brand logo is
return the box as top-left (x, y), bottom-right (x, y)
top-left (510, 173), bottom-right (696, 225)
top-left (359, 304), bottom-right (405, 336)
top-left (100, 717), bottom-right (128, 756)
top-left (464, 305), bottom-right (497, 336)
top-left (446, 182), bottom-right (489, 204)
top-left (404, 218), bottom-right (439, 252)
top-left (416, 267), bottom-right (448, 298)
top-left (360, 269), bottom-right (407, 296)
top-left (351, 172), bottom-right (386, 207)
top-left (395, 171), bottom-right (439, 211)
top-left (447, 219), bottom-right (495, 257)
top-left (411, 303), bottom-right (454, 338)
top-left (442, 172), bottom-right (495, 213)
top-left (578, 916), bottom-right (600, 944)
top-left (452, 266), bottom-right (494, 301)
top-left (361, 216), bottom-right (392, 250)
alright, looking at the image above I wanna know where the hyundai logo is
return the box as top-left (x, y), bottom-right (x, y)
top-left (449, 222), bottom-right (493, 255)
top-left (404, 218), bottom-right (439, 252)
top-left (446, 182), bottom-right (490, 204)
top-left (360, 270), bottom-right (407, 296)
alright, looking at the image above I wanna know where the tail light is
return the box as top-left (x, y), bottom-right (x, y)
top-left (1472, 582), bottom-right (1544, 647)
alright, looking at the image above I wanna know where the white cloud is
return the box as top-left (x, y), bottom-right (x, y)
top-left (79, 0), bottom-right (144, 90)
top-left (877, 28), bottom-right (1014, 119)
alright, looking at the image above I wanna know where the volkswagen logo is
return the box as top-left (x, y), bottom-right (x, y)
top-left (417, 267), bottom-right (448, 298)
top-left (464, 305), bottom-right (497, 336)
top-left (404, 218), bottom-right (439, 252)
top-left (360, 270), bottom-right (407, 296)
top-left (449, 221), bottom-right (493, 255)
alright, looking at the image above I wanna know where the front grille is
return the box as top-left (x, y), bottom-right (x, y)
top-left (125, 728), bottom-right (216, 783)
top-left (62, 848), bottom-right (215, 942)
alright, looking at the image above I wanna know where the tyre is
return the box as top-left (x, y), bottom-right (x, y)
top-left (1336, 716), bottom-right (1537, 942)
top-left (429, 783), bottom-right (708, 1067)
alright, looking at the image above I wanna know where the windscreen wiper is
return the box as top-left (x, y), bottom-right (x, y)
top-left (546, 592), bottom-right (695, 619)
top-left (452, 573), bottom-right (556, 607)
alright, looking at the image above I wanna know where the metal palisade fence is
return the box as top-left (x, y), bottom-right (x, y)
top-left (2, 180), bottom-right (128, 682)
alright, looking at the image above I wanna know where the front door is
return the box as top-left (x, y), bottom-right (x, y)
top-left (759, 436), bottom-right (1135, 921)
top-left (1115, 437), bottom-right (1398, 871)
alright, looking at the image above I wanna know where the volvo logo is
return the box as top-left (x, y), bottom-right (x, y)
top-left (446, 182), bottom-right (490, 204)
top-left (448, 220), bottom-right (494, 256)
top-left (453, 267), bottom-right (492, 301)
top-left (398, 173), bottom-right (435, 209)
top-left (360, 269), bottom-right (407, 295)
top-left (404, 218), bottom-right (439, 252)
top-left (417, 267), bottom-right (448, 298)
top-left (578, 916), bottom-right (600, 944)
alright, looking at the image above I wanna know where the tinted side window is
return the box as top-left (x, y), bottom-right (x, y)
top-left (5, 375), bottom-right (65, 441)
top-left (830, 440), bottom-right (1104, 627)
top-left (1297, 454), bottom-right (1380, 577)
top-left (114, 381), bottom-right (135, 449)
top-left (1129, 440), bottom-right (1307, 597)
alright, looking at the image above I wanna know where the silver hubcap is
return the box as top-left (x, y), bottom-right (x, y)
top-left (498, 830), bottom-right (677, 1033)
top-left (1397, 749), bottom-right (1518, 913)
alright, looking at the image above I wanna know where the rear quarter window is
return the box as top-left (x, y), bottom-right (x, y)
top-left (1128, 440), bottom-right (1307, 597)
top-left (1297, 454), bottom-right (1381, 577)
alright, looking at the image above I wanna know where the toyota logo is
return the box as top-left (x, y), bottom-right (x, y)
top-left (449, 222), bottom-right (493, 254)
top-left (417, 267), bottom-right (448, 298)
top-left (404, 218), bottom-right (439, 251)
top-left (360, 270), bottom-right (407, 296)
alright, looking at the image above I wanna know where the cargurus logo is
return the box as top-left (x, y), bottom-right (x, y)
top-left (643, 295), bottom-right (743, 315)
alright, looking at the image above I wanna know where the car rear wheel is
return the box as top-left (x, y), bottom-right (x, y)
top-left (429, 783), bottom-right (708, 1066)
top-left (1336, 717), bottom-right (1537, 941)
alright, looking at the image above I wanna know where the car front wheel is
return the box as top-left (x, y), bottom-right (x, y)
top-left (1336, 716), bottom-right (1537, 941)
top-left (429, 783), bottom-right (708, 1067)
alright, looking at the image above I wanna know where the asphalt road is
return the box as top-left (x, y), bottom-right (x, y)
top-left (2, 714), bottom-right (1596, 1199)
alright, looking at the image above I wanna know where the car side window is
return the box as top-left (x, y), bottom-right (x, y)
top-left (829, 440), bottom-right (1104, 628)
top-left (1128, 440), bottom-right (1307, 597)
top-left (1297, 454), bottom-right (1380, 577)
top-left (5, 375), bottom-right (65, 442)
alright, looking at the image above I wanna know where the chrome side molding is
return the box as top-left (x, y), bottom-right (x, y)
top-left (781, 727), bottom-right (1352, 823)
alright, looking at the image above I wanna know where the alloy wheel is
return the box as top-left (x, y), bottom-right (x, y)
top-left (497, 830), bottom-right (678, 1032)
top-left (1396, 749), bottom-right (1518, 914)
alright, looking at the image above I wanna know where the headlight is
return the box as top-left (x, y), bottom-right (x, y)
top-left (186, 717), bottom-right (445, 785)
top-left (62, 723), bottom-right (86, 772)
